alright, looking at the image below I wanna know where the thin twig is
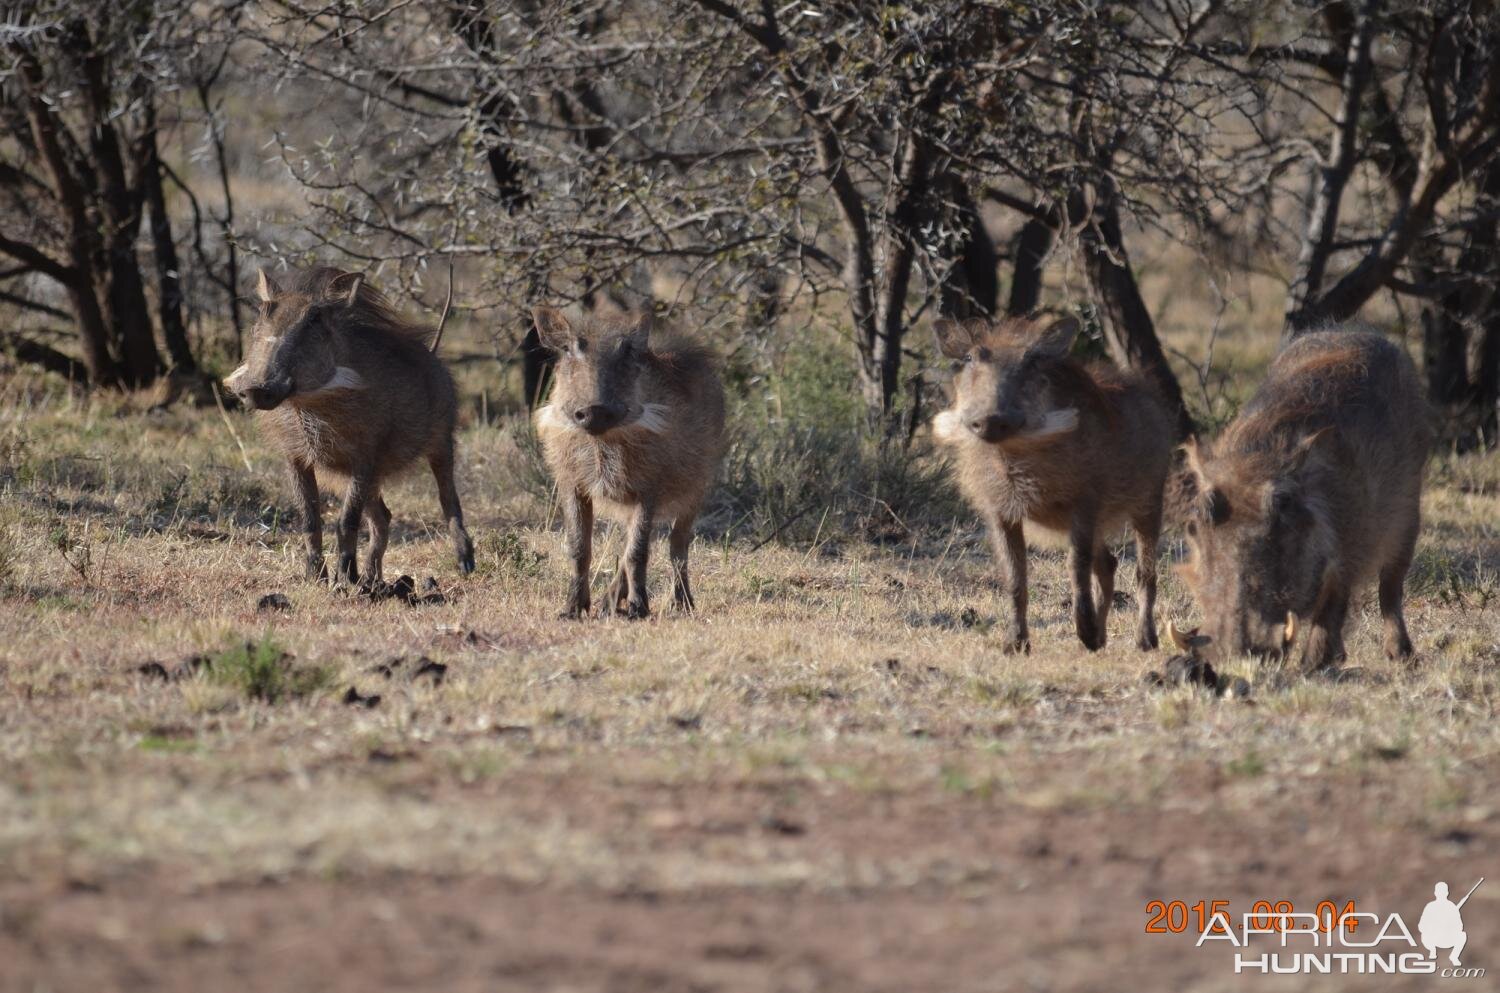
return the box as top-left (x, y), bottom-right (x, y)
top-left (430, 255), bottom-right (456, 354)
top-left (749, 505), bottom-right (814, 552)
top-left (211, 381), bottom-right (254, 474)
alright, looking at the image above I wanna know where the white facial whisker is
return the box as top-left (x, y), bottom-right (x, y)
top-left (534, 403), bottom-right (575, 435)
top-left (1020, 407), bottom-right (1079, 438)
top-left (299, 366), bottom-right (366, 399)
top-left (631, 403), bottom-right (670, 434)
top-left (932, 409), bottom-right (965, 444)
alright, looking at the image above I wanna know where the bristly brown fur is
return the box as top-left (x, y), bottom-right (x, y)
top-left (933, 311), bottom-right (1174, 654)
top-left (1178, 327), bottom-right (1432, 669)
top-left (533, 306), bottom-right (726, 620)
top-left (233, 266), bottom-right (475, 586)
top-left (273, 267), bottom-right (439, 350)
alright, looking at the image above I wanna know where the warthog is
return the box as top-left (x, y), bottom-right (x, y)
top-left (531, 306), bottom-right (725, 619)
top-left (226, 267), bottom-right (475, 585)
top-left (933, 314), bottom-right (1174, 652)
top-left (1175, 328), bottom-right (1431, 669)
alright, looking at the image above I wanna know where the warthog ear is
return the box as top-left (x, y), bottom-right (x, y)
top-left (327, 271), bottom-right (365, 308)
top-left (932, 318), bottom-right (976, 359)
top-left (1179, 436), bottom-right (1229, 525)
top-left (628, 310), bottom-right (653, 346)
top-left (531, 306), bottom-right (574, 351)
top-left (1030, 313), bottom-right (1081, 358)
top-left (1204, 488), bottom-right (1231, 526)
top-left (255, 268), bottom-right (282, 304)
top-left (1286, 427), bottom-right (1331, 474)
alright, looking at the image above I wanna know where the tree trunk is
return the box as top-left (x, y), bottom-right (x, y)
top-left (1284, 0), bottom-right (1380, 336)
top-left (938, 176), bottom-right (997, 320)
top-left (1476, 300), bottom-right (1500, 442)
top-left (72, 18), bottom-right (160, 387)
top-left (1007, 215), bottom-right (1055, 316)
top-left (1079, 182), bottom-right (1193, 440)
top-left (142, 106), bottom-right (194, 373)
top-left (1464, 163), bottom-right (1500, 440)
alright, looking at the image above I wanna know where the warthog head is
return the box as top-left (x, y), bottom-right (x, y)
top-left (932, 314), bottom-right (1084, 448)
top-left (226, 269), bottom-right (367, 411)
top-left (1175, 432), bottom-right (1332, 659)
top-left (532, 306), bottom-right (663, 437)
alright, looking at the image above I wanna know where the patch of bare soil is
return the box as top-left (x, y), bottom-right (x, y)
top-left (2, 765), bottom-right (1492, 993)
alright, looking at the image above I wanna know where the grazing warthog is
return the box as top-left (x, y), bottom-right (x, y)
top-left (1174, 328), bottom-right (1431, 669)
top-left (933, 314), bottom-right (1174, 652)
top-left (226, 267), bottom-right (475, 585)
top-left (531, 306), bottom-right (725, 619)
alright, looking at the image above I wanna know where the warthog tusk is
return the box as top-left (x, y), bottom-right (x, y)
top-left (1166, 619), bottom-right (1198, 652)
top-left (1284, 612), bottom-right (1297, 647)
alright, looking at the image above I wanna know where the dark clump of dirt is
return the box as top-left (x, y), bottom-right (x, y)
top-left (367, 655), bottom-right (448, 685)
top-left (256, 592), bottom-right (292, 613)
top-left (1142, 656), bottom-right (1252, 700)
top-left (413, 658), bottom-right (447, 683)
top-left (902, 607), bottom-right (988, 631)
top-left (360, 576), bottom-right (446, 607)
top-left (342, 686), bottom-right (381, 709)
top-left (135, 654), bottom-right (211, 682)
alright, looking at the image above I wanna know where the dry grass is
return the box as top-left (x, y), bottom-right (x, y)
top-left (1, 327), bottom-right (1498, 987)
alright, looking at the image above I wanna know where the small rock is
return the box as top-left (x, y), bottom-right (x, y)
top-left (256, 592), bottom-right (292, 613)
top-left (669, 713), bottom-right (702, 730)
top-left (420, 577), bottom-right (440, 595)
top-left (388, 575), bottom-right (416, 602)
top-left (342, 686), bottom-right (381, 709)
top-left (959, 606), bottom-right (982, 628)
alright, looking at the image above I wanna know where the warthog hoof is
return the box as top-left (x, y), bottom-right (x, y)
top-left (1075, 621), bottom-right (1104, 652)
top-left (623, 599), bottom-right (650, 620)
top-left (1000, 632), bottom-right (1030, 655)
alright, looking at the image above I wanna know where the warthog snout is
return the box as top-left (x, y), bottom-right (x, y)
top-left (244, 376), bottom-right (293, 411)
top-left (572, 403), bottom-right (626, 434)
top-left (968, 411), bottom-right (1024, 443)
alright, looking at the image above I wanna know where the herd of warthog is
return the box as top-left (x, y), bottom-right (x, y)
top-left (228, 266), bottom-right (1433, 671)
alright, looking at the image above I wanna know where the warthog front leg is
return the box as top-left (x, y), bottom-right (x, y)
top-left (987, 516), bottom-right (1029, 653)
top-left (1092, 544), bottom-right (1117, 650)
top-left (335, 469), bottom-right (373, 587)
top-left (621, 500), bottom-right (655, 619)
top-left (560, 489), bottom-right (593, 619)
top-left (669, 515), bottom-right (696, 611)
top-left (1133, 509), bottom-right (1161, 651)
top-left (603, 555), bottom-right (628, 617)
top-left (1069, 509), bottom-right (1103, 651)
top-left (429, 444), bottom-right (474, 575)
top-left (362, 494), bottom-right (391, 585)
top-left (1301, 586), bottom-right (1349, 670)
top-left (1379, 519), bottom-right (1418, 661)
top-left (290, 461), bottom-right (325, 581)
